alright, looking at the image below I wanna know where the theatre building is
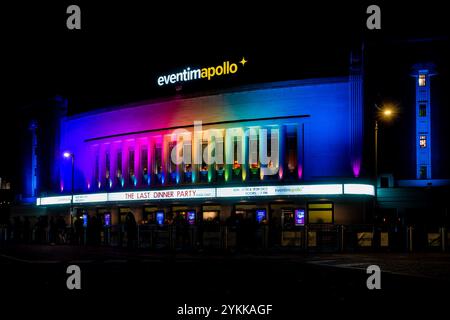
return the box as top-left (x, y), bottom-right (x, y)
top-left (14, 60), bottom-right (377, 249)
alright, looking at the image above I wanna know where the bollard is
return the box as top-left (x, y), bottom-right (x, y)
top-left (408, 226), bottom-right (413, 252)
top-left (441, 227), bottom-right (446, 252)
top-left (340, 225), bottom-right (345, 252)
top-left (304, 225), bottom-right (308, 251)
top-left (223, 225), bottom-right (228, 250)
top-left (137, 225), bottom-right (140, 248)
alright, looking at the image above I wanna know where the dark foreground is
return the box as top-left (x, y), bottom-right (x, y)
top-left (1, 245), bottom-right (449, 318)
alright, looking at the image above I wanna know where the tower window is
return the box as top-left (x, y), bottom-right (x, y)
top-left (419, 166), bottom-right (427, 179)
top-left (419, 104), bottom-right (427, 117)
top-left (419, 135), bottom-right (427, 148)
top-left (419, 74), bottom-right (426, 87)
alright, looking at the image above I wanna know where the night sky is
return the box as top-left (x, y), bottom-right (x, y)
top-left (1, 1), bottom-right (448, 187)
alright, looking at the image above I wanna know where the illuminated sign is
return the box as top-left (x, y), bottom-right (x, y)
top-left (295, 209), bottom-right (305, 226)
top-left (108, 188), bottom-right (216, 202)
top-left (343, 184), bottom-right (375, 196)
top-left (39, 195), bottom-right (71, 205)
top-left (256, 209), bottom-right (267, 223)
top-left (104, 213), bottom-right (111, 227)
top-left (187, 211), bottom-right (196, 225)
top-left (35, 184), bottom-right (374, 206)
top-left (157, 58), bottom-right (247, 86)
top-left (156, 211), bottom-right (165, 225)
top-left (216, 184), bottom-right (343, 198)
top-left (73, 193), bottom-right (108, 204)
top-left (82, 214), bottom-right (88, 227)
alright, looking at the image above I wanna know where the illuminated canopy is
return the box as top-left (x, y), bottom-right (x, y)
top-left (36, 183), bottom-right (374, 206)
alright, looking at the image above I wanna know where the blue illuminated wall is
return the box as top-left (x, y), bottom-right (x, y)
top-left (57, 77), bottom-right (363, 193)
top-left (412, 64), bottom-right (435, 179)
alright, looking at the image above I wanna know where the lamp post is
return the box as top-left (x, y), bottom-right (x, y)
top-left (63, 152), bottom-right (75, 226)
top-left (375, 119), bottom-right (378, 179)
top-left (374, 104), bottom-right (395, 182)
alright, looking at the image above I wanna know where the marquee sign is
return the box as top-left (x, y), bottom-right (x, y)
top-left (36, 183), bottom-right (374, 206)
top-left (216, 184), bottom-right (343, 198)
top-left (108, 188), bottom-right (216, 202)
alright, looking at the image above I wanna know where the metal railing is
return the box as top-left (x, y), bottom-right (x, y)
top-left (1, 223), bottom-right (448, 253)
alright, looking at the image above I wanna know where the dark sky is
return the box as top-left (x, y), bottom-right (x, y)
top-left (1, 1), bottom-right (448, 183)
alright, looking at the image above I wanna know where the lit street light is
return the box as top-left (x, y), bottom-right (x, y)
top-left (63, 151), bottom-right (75, 226)
top-left (374, 103), bottom-right (396, 180)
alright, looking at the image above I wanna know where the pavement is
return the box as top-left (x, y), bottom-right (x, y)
top-left (1, 244), bottom-right (449, 318)
top-left (2, 244), bottom-right (450, 281)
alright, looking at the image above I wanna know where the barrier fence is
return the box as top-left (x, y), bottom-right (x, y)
top-left (0, 223), bottom-right (448, 253)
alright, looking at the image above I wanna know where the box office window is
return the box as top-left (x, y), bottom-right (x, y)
top-left (119, 207), bottom-right (131, 224)
top-left (307, 202), bottom-right (333, 224)
top-left (143, 207), bottom-right (158, 223)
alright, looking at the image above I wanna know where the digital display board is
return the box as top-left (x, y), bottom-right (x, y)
top-left (295, 209), bottom-right (305, 226)
top-left (187, 211), bottom-right (196, 225)
top-left (156, 211), bottom-right (165, 225)
top-left (256, 209), bottom-right (267, 223)
top-left (82, 214), bottom-right (88, 227)
top-left (104, 213), bottom-right (111, 227)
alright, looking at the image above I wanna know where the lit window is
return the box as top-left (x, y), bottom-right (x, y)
top-left (419, 104), bottom-right (427, 117)
top-left (419, 74), bottom-right (426, 87)
top-left (419, 166), bottom-right (427, 179)
top-left (419, 135), bottom-right (427, 148)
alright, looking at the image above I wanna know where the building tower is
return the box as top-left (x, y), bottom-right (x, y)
top-left (411, 63), bottom-right (436, 180)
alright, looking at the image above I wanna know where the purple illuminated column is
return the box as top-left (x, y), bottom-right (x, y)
top-left (297, 123), bottom-right (305, 180)
top-left (349, 49), bottom-right (364, 177)
top-left (147, 138), bottom-right (153, 186)
top-left (162, 135), bottom-right (168, 185)
top-left (110, 142), bottom-right (118, 189)
top-left (278, 125), bottom-right (286, 180)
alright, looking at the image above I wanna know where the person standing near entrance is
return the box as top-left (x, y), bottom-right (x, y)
top-left (125, 212), bottom-right (137, 248)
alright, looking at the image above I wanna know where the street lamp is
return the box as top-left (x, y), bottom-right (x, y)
top-left (63, 151), bottom-right (75, 226)
top-left (374, 104), bottom-right (396, 180)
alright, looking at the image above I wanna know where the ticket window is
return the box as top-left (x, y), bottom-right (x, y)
top-left (307, 202), bottom-right (334, 224)
top-left (281, 209), bottom-right (294, 230)
top-left (281, 208), bottom-right (305, 229)
top-left (235, 210), bottom-right (253, 220)
top-left (173, 210), bottom-right (197, 225)
top-left (119, 207), bottom-right (131, 225)
top-left (202, 211), bottom-right (220, 224)
top-left (143, 207), bottom-right (158, 225)
top-left (202, 211), bottom-right (220, 231)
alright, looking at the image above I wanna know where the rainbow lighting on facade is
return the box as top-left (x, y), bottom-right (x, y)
top-left (36, 184), bottom-right (374, 206)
